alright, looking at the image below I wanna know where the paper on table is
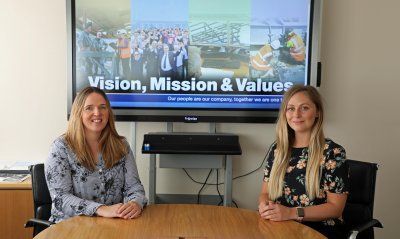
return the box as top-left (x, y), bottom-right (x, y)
top-left (0, 173), bottom-right (30, 182)
top-left (7, 161), bottom-right (34, 170)
top-left (0, 161), bottom-right (14, 170)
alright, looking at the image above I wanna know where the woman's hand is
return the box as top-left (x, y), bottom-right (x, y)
top-left (258, 201), bottom-right (268, 216)
top-left (117, 201), bottom-right (142, 219)
top-left (260, 201), bottom-right (296, 221)
top-left (96, 203), bottom-right (122, 218)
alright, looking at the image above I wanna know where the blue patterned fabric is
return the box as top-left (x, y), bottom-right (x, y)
top-left (45, 136), bottom-right (147, 223)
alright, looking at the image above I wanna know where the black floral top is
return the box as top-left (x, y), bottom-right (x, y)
top-left (45, 137), bottom-right (147, 223)
top-left (263, 138), bottom-right (348, 227)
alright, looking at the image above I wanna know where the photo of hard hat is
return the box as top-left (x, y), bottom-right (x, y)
top-left (288, 31), bottom-right (295, 38)
top-left (271, 40), bottom-right (281, 50)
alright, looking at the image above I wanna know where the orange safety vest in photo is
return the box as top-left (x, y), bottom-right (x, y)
top-left (288, 34), bottom-right (305, 62)
top-left (118, 38), bottom-right (131, 59)
top-left (251, 44), bottom-right (273, 71)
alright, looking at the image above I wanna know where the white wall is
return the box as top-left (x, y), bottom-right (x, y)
top-left (0, 0), bottom-right (398, 237)
top-left (320, 0), bottom-right (400, 237)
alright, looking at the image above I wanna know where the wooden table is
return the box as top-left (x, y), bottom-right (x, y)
top-left (34, 204), bottom-right (326, 239)
top-left (0, 179), bottom-right (33, 239)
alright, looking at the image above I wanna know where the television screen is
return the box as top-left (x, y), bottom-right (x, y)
top-left (67, 0), bottom-right (321, 123)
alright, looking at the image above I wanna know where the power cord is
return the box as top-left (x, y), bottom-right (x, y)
top-left (183, 143), bottom-right (275, 208)
top-left (197, 169), bottom-right (213, 204)
top-left (183, 142), bottom-right (274, 186)
top-left (216, 169), bottom-right (223, 204)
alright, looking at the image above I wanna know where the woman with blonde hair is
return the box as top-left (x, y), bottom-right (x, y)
top-left (258, 85), bottom-right (348, 239)
top-left (45, 87), bottom-right (147, 223)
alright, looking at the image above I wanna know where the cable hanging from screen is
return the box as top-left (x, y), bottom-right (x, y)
top-left (197, 169), bottom-right (213, 204)
top-left (216, 169), bottom-right (223, 205)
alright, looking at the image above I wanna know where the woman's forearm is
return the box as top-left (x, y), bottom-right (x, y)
top-left (258, 193), bottom-right (269, 205)
top-left (301, 201), bottom-right (344, 221)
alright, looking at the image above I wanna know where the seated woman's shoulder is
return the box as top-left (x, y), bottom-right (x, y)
top-left (324, 138), bottom-right (346, 161)
top-left (324, 138), bottom-right (345, 150)
top-left (49, 136), bottom-right (71, 157)
top-left (52, 136), bottom-right (68, 148)
top-left (47, 136), bottom-right (70, 164)
top-left (122, 138), bottom-right (130, 147)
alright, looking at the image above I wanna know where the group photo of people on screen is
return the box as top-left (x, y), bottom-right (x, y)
top-left (75, 0), bottom-right (309, 96)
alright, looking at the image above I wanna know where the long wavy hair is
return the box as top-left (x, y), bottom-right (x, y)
top-left (268, 85), bottom-right (325, 201)
top-left (64, 87), bottom-right (127, 171)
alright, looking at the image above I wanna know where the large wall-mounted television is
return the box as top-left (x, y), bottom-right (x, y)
top-left (67, 0), bottom-right (322, 123)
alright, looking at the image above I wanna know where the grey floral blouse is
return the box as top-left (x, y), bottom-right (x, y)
top-left (45, 136), bottom-right (147, 223)
top-left (263, 138), bottom-right (348, 227)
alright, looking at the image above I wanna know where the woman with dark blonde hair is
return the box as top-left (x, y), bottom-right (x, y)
top-left (45, 87), bottom-right (147, 223)
top-left (258, 85), bottom-right (348, 239)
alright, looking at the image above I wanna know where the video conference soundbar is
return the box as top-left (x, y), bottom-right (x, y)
top-left (142, 132), bottom-right (242, 155)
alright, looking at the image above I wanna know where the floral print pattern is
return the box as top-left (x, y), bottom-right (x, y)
top-left (263, 139), bottom-right (348, 228)
top-left (45, 137), bottom-right (147, 223)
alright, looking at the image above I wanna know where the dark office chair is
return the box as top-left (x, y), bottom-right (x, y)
top-left (24, 163), bottom-right (54, 237)
top-left (342, 159), bottom-right (383, 239)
